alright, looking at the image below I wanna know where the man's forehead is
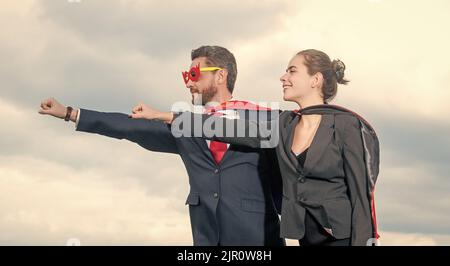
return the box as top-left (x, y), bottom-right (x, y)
top-left (190, 57), bottom-right (207, 68)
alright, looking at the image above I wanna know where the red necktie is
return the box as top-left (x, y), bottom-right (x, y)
top-left (205, 100), bottom-right (271, 164)
top-left (204, 104), bottom-right (228, 165)
top-left (205, 100), bottom-right (270, 164)
top-left (209, 140), bottom-right (227, 164)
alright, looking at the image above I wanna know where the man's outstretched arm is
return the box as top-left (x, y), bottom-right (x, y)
top-left (38, 97), bottom-right (179, 154)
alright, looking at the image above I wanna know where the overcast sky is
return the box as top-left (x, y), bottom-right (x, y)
top-left (1, 0), bottom-right (449, 245)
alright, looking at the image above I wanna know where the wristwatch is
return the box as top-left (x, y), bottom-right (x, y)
top-left (65, 106), bottom-right (73, 121)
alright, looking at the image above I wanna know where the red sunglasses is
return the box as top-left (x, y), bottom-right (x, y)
top-left (182, 63), bottom-right (223, 84)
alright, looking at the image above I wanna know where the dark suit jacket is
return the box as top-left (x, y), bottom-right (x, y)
top-left (76, 108), bottom-right (284, 246)
top-left (173, 107), bottom-right (377, 246)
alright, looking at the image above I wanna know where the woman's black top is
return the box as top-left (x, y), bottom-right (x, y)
top-left (295, 148), bottom-right (309, 168)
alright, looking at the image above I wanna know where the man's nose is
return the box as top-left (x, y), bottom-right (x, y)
top-left (186, 80), bottom-right (194, 90)
top-left (280, 73), bottom-right (287, 82)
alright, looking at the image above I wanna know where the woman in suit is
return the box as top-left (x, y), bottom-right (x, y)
top-left (131, 49), bottom-right (379, 246)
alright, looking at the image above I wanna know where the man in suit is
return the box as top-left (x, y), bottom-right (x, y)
top-left (38, 45), bottom-right (284, 246)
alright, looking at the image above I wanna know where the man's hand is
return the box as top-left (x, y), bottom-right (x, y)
top-left (130, 102), bottom-right (174, 123)
top-left (38, 97), bottom-right (78, 122)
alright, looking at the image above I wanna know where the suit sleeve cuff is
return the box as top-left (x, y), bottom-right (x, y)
top-left (75, 108), bottom-right (81, 129)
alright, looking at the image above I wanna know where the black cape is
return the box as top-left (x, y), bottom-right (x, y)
top-left (299, 104), bottom-right (380, 244)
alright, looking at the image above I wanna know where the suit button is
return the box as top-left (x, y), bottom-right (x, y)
top-left (213, 192), bottom-right (219, 199)
top-left (298, 197), bottom-right (307, 202)
top-left (298, 177), bottom-right (305, 183)
top-left (214, 169), bottom-right (219, 174)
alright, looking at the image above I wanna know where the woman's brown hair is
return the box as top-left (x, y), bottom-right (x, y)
top-left (297, 49), bottom-right (349, 103)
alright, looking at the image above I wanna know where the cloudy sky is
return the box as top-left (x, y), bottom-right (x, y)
top-left (1, 0), bottom-right (449, 245)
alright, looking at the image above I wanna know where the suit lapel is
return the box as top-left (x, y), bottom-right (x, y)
top-left (193, 108), bottom-right (245, 167)
top-left (280, 112), bottom-right (301, 172)
top-left (195, 138), bottom-right (217, 167)
top-left (303, 114), bottom-right (335, 174)
top-left (195, 138), bottom-right (234, 167)
top-left (280, 113), bottom-right (335, 175)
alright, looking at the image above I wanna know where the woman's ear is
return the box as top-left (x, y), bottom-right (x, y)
top-left (311, 72), bottom-right (323, 89)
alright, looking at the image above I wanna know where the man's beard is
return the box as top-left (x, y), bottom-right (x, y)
top-left (192, 84), bottom-right (218, 106)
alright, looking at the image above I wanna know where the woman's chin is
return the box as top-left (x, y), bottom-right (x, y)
top-left (283, 93), bottom-right (292, 102)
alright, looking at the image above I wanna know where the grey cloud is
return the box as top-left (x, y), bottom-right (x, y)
top-left (38, 0), bottom-right (291, 59)
top-left (364, 110), bottom-right (450, 235)
top-left (1, 0), bottom-right (292, 117)
top-left (374, 115), bottom-right (450, 167)
top-left (0, 99), bottom-right (188, 200)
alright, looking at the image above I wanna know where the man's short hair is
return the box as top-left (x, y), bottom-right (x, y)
top-left (191, 45), bottom-right (238, 93)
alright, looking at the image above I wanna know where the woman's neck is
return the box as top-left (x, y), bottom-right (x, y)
top-left (295, 96), bottom-right (324, 127)
top-left (295, 95), bottom-right (325, 110)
